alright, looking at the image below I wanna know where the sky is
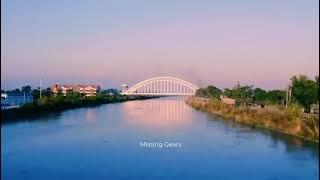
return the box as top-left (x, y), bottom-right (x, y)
top-left (1, 0), bottom-right (319, 90)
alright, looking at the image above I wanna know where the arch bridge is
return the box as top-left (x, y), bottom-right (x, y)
top-left (121, 77), bottom-right (198, 96)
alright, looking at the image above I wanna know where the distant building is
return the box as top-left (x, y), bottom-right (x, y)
top-left (220, 95), bottom-right (236, 106)
top-left (51, 84), bottom-right (101, 97)
top-left (1, 92), bottom-right (33, 109)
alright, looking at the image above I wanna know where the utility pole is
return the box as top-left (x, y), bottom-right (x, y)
top-left (39, 80), bottom-right (42, 99)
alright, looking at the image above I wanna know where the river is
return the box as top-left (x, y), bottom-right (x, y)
top-left (1, 97), bottom-right (319, 180)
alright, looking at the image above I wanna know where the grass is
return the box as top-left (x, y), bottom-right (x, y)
top-left (186, 97), bottom-right (319, 143)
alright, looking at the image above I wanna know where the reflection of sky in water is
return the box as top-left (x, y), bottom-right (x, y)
top-left (84, 109), bottom-right (97, 123)
top-left (122, 97), bottom-right (193, 129)
top-left (1, 97), bottom-right (319, 180)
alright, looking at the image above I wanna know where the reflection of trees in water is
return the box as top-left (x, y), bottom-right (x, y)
top-left (205, 112), bottom-right (319, 159)
top-left (2, 105), bottom-right (103, 125)
top-left (2, 111), bottom-right (62, 125)
top-left (266, 130), bottom-right (319, 160)
top-left (122, 98), bottom-right (193, 128)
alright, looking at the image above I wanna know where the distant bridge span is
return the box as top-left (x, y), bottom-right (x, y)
top-left (121, 76), bottom-right (199, 96)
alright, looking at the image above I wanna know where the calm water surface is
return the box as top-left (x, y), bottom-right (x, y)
top-left (1, 97), bottom-right (319, 180)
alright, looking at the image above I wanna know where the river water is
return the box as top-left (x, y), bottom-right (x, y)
top-left (1, 97), bottom-right (319, 180)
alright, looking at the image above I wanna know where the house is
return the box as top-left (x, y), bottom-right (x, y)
top-left (51, 84), bottom-right (101, 97)
top-left (220, 95), bottom-right (235, 105)
top-left (1, 92), bottom-right (33, 109)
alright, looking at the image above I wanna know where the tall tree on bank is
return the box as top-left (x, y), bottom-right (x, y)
top-left (252, 88), bottom-right (268, 105)
top-left (223, 82), bottom-right (254, 105)
top-left (267, 90), bottom-right (286, 105)
top-left (290, 75), bottom-right (319, 112)
top-left (21, 86), bottom-right (32, 94)
top-left (195, 85), bottom-right (222, 99)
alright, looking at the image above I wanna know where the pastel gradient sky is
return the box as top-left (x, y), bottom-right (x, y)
top-left (1, 0), bottom-right (319, 90)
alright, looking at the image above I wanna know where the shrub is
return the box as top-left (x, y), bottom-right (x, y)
top-left (285, 103), bottom-right (302, 121)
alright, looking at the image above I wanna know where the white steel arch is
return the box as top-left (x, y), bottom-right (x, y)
top-left (122, 76), bottom-right (199, 96)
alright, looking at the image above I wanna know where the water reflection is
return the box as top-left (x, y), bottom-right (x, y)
top-left (1, 112), bottom-right (62, 126)
top-left (122, 97), bottom-right (193, 129)
top-left (84, 109), bottom-right (97, 123)
top-left (1, 97), bottom-right (319, 180)
top-left (206, 113), bottom-right (319, 160)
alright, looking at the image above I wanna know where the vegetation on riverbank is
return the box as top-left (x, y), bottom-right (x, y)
top-left (196, 75), bottom-right (319, 112)
top-left (187, 98), bottom-right (319, 142)
top-left (189, 74), bottom-right (319, 142)
top-left (1, 89), bottom-right (155, 122)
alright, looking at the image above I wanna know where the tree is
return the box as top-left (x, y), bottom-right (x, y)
top-left (66, 90), bottom-right (80, 98)
top-left (37, 96), bottom-right (49, 106)
top-left (267, 90), bottom-right (286, 105)
top-left (195, 88), bottom-right (207, 97)
top-left (21, 85), bottom-right (32, 93)
top-left (223, 82), bottom-right (254, 105)
top-left (290, 75), bottom-right (318, 112)
top-left (195, 85), bottom-right (222, 99)
top-left (57, 89), bottom-right (63, 96)
top-left (32, 89), bottom-right (40, 100)
top-left (12, 88), bottom-right (21, 93)
top-left (206, 85), bottom-right (222, 99)
top-left (253, 88), bottom-right (268, 105)
top-left (42, 87), bottom-right (52, 97)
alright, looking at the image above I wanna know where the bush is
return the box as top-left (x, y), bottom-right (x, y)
top-left (285, 104), bottom-right (302, 121)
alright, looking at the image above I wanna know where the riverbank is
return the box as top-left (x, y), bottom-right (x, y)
top-left (186, 97), bottom-right (319, 143)
top-left (1, 95), bottom-right (157, 123)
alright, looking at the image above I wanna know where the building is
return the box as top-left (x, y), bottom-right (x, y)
top-left (1, 92), bottom-right (33, 110)
top-left (220, 95), bottom-right (236, 106)
top-left (51, 84), bottom-right (101, 97)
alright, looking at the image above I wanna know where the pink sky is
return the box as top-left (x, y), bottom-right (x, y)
top-left (1, 0), bottom-right (319, 90)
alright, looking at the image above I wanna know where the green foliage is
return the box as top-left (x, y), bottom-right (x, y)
top-left (285, 103), bottom-right (302, 121)
top-left (194, 74), bottom-right (318, 112)
top-left (12, 88), bottom-right (21, 93)
top-left (266, 90), bottom-right (286, 105)
top-left (21, 85), bottom-right (31, 93)
top-left (42, 88), bottom-right (52, 97)
top-left (21, 86), bottom-right (32, 93)
top-left (18, 89), bottom-right (130, 113)
top-left (31, 87), bottom-right (52, 100)
top-left (37, 96), bottom-right (49, 106)
top-left (252, 88), bottom-right (268, 105)
top-left (223, 82), bottom-right (254, 105)
top-left (195, 85), bottom-right (222, 99)
top-left (32, 89), bottom-right (40, 100)
top-left (290, 75), bottom-right (319, 112)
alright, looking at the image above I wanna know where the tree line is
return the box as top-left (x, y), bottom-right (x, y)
top-left (1, 86), bottom-right (120, 101)
top-left (195, 75), bottom-right (319, 112)
top-left (1, 86), bottom-right (157, 122)
top-left (1, 85), bottom-right (51, 100)
top-left (1, 86), bottom-right (125, 110)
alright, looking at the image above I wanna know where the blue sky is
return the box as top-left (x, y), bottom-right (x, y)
top-left (1, 0), bottom-right (319, 90)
